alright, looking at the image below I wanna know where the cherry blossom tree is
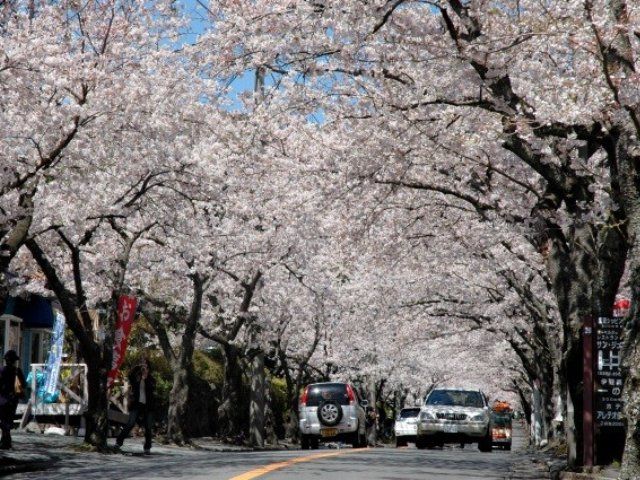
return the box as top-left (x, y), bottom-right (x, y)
top-left (2, 0), bottom-right (208, 448)
top-left (8, 1), bottom-right (640, 470)
top-left (202, 0), bottom-right (639, 467)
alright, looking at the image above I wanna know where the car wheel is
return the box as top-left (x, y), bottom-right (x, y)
top-left (395, 437), bottom-right (407, 448)
top-left (351, 430), bottom-right (360, 448)
top-left (352, 424), bottom-right (367, 448)
top-left (415, 438), bottom-right (427, 449)
top-left (318, 400), bottom-right (343, 427)
top-left (478, 434), bottom-right (493, 452)
top-left (310, 436), bottom-right (320, 449)
top-left (301, 435), bottom-right (310, 450)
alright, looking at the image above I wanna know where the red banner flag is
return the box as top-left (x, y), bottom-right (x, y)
top-left (107, 295), bottom-right (137, 389)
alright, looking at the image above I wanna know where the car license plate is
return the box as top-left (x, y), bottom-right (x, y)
top-left (321, 428), bottom-right (338, 437)
top-left (443, 424), bottom-right (458, 433)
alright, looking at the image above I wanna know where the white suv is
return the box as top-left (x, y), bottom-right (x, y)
top-left (298, 382), bottom-right (367, 449)
top-left (394, 407), bottom-right (421, 447)
top-left (416, 388), bottom-right (492, 452)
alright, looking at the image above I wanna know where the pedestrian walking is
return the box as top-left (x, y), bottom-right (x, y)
top-left (0, 350), bottom-right (26, 449)
top-left (116, 358), bottom-right (156, 454)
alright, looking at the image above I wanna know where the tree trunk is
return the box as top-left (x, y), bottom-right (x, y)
top-left (394, 388), bottom-right (406, 421)
top-left (621, 313), bottom-right (640, 479)
top-left (84, 349), bottom-right (110, 447)
top-left (249, 349), bottom-right (266, 448)
top-left (264, 379), bottom-right (277, 445)
top-left (83, 295), bottom-right (118, 448)
top-left (551, 366), bottom-right (565, 440)
top-left (0, 189), bottom-right (34, 271)
top-left (286, 408), bottom-right (300, 442)
top-left (26, 239), bottom-right (114, 449)
top-left (166, 273), bottom-right (203, 444)
top-left (513, 380), bottom-right (532, 429)
top-left (167, 364), bottom-right (191, 444)
top-left (278, 348), bottom-right (300, 443)
top-left (366, 377), bottom-right (377, 446)
top-left (531, 380), bottom-right (547, 446)
top-left (218, 344), bottom-right (245, 438)
top-left (543, 214), bottom-right (625, 466)
top-left (617, 128), bottom-right (640, 479)
top-left (563, 341), bottom-right (582, 466)
top-left (0, 190), bottom-right (35, 305)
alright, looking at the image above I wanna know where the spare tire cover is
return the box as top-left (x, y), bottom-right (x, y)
top-left (318, 400), bottom-right (343, 426)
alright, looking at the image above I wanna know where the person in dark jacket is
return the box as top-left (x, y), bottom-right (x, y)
top-left (116, 358), bottom-right (155, 454)
top-left (0, 350), bottom-right (26, 449)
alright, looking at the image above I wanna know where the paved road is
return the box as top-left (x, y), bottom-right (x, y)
top-left (238, 445), bottom-right (516, 480)
top-left (5, 446), bottom-right (518, 480)
top-left (5, 425), bottom-right (535, 480)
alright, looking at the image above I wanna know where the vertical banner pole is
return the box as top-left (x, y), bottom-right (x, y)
top-left (44, 311), bottom-right (66, 397)
top-left (583, 315), bottom-right (594, 467)
top-left (107, 295), bottom-right (138, 390)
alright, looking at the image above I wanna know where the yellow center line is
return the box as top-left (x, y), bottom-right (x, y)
top-left (228, 447), bottom-right (369, 480)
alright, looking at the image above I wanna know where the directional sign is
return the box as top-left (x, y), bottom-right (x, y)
top-left (595, 316), bottom-right (624, 428)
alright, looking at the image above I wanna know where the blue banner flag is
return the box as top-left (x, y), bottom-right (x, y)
top-left (44, 310), bottom-right (66, 396)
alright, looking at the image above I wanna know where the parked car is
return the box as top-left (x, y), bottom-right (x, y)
top-left (416, 388), bottom-right (493, 452)
top-left (491, 410), bottom-right (513, 450)
top-left (394, 407), bottom-right (421, 447)
top-left (298, 382), bottom-right (367, 449)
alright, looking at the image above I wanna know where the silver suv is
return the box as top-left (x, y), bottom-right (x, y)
top-left (416, 388), bottom-right (492, 452)
top-left (298, 382), bottom-right (367, 449)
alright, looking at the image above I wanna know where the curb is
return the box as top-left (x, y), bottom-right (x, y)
top-left (0, 457), bottom-right (56, 476)
top-left (549, 459), bottom-right (569, 480)
top-left (559, 472), bottom-right (619, 480)
top-left (190, 442), bottom-right (295, 453)
top-left (507, 450), bottom-right (568, 480)
top-left (193, 446), bottom-right (254, 453)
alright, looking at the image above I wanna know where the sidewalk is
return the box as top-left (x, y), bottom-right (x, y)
top-left (507, 448), bottom-right (568, 480)
top-left (559, 466), bottom-right (620, 480)
top-left (506, 445), bottom-right (621, 480)
top-left (0, 430), bottom-right (291, 476)
top-left (0, 431), bottom-right (78, 476)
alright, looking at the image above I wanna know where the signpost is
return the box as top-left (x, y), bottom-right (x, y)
top-left (583, 316), bottom-right (594, 467)
top-left (595, 316), bottom-right (624, 428)
top-left (584, 297), bottom-right (629, 466)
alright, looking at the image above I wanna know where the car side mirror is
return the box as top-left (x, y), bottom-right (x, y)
top-left (360, 400), bottom-right (368, 407)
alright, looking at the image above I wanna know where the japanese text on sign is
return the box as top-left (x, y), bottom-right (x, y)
top-left (595, 316), bottom-right (624, 428)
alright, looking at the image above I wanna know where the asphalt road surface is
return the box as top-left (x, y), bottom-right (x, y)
top-left (5, 426), bottom-right (530, 480)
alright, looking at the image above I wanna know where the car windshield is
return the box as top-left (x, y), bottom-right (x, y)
top-left (425, 390), bottom-right (484, 408)
top-left (399, 408), bottom-right (421, 419)
top-left (491, 412), bottom-right (512, 427)
top-left (305, 383), bottom-right (350, 407)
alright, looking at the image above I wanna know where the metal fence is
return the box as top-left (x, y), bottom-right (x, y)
top-left (16, 363), bottom-right (88, 432)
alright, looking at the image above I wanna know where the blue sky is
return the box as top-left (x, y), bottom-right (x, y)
top-left (178, 0), bottom-right (256, 110)
top-left (177, 0), bottom-right (324, 121)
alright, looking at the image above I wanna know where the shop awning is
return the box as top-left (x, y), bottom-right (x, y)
top-left (12, 296), bottom-right (54, 329)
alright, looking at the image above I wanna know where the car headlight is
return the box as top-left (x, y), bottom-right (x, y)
top-left (420, 411), bottom-right (436, 421)
top-left (470, 413), bottom-right (486, 421)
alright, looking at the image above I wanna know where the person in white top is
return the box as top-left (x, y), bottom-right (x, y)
top-left (115, 358), bottom-right (155, 454)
